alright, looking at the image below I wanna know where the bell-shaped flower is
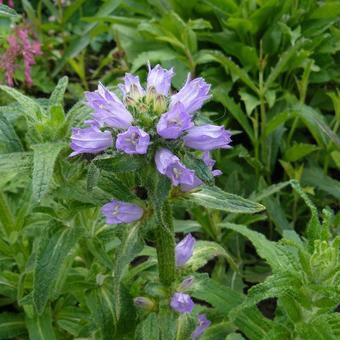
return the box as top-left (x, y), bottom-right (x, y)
top-left (69, 126), bottom-right (112, 157)
top-left (170, 292), bottom-right (194, 314)
top-left (119, 73), bottom-right (145, 99)
top-left (192, 314), bottom-right (211, 339)
top-left (116, 126), bottom-right (150, 154)
top-left (101, 199), bottom-right (143, 224)
top-left (156, 102), bottom-right (193, 139)
top-left (85, 83), bottom-right (133, 129)
top-left (183, 125), bottom-right (232, 151)
top-left (175, 233), bottom-right (196, 267)
top-left (171, 74), bottom-right (211, 114)
top-left (155, 148), bottom-right (195, 186)
top-left (147, 63), bottom-right (174, 96)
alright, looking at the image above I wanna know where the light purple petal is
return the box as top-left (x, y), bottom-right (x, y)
top-left (147, 63), bottom-right (174, 96)
top-left (116, 126), bottom-right (150, 154)
top-left (192, 314), bottom-right (211, 339)
top-left (175, 234), bottom-right (196, 267)
top-left (119, 73), bottom-right (145, 98)
top-left (101, 200), bottom-right (143, 224)
top-left (170, 293), bottom-right (194, 314)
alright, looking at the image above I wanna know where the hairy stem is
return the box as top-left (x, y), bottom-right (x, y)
top-left (155, 200), bottom-right (176, 291)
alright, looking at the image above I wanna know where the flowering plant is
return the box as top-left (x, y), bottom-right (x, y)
top-left (67, 64), bottom-right (265, 338)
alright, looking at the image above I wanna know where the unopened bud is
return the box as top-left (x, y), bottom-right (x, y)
top-left (153, 94), bottom-right (167, 114)
top-left (133, 297), bottom-right (155, 311)
top-left (179, 276), bottom-right (194, 290)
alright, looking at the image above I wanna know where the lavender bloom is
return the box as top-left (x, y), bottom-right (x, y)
top-left (202, 152), bottom-right (222, 176)
top-left (170, 293), bottom-right (194, 314)
top-left (171, 74), bottom-right (211, 114)
top-left (147, 63), bottom-right (174, 96)
top-left (119, 73), bottom-right (145, 99)
top-left (69, 126), bottom-right (112, 157)
top-left (192, 314), bottom-right (211, 339)
top-left (85, 83), bottom-right (133, 129)
top-left (156, 102), bottom-right (193, 139)
top-left (116, 126), bottom-right (150, 154)
top-left (175, 234), bottom-right (196, 267)
top-left (183, 125), bottom-right (232, 151)
top-left (101, 200), bottom-right (143, 224)
top-left (155, 148), bottom-right (195, 186)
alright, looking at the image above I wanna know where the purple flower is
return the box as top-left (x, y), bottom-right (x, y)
top-left (202, 152), bottom-right (222, 176)
top-left (192, 314), bottom-right (211, 339)
top-left (156, 102), bottom-right (193, 139)
top-left (170, 293), bottom-right (194, 314)
top-left (171, 74), bottom-right (211, 114)
top-left (183, 125), bottom-right (232, 151)
top-left (69, 126), bottom-right (112, 157)
top-left (175, 234), bottom-right (196, 267)
top-left (85, 83), bottom-right (133, 129)
top-left (155, 148), bottom-right (195, 186)
top-left (101, 200), bottom-right (143, 224)
top-left (147, 63), bottom-right (174, 96)
top-left (119, 73), bottom-right (145, 99)
top-left (116, 126), bottom-right (150, 154)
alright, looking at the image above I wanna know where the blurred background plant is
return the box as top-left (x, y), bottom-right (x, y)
top-left (0, 0), bottom-right (339, 339)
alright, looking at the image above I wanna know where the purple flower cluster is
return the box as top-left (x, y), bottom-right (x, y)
top-left (69, 64), bottom-right (231, 225)
top-left (169, 234), bottom-right (210, 338)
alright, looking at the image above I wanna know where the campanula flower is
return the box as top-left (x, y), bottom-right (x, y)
top-left (170, 292), bottom-right (194, 314)
top-left (202, 152), bottom-right (222, 176)
top-left (85, 83), bottom-right (133, 129)
top-left (69, 126), bottom-right (112, 157)
top-left (175, 234), bottom-right (196, 267)
top-left (101, 200), bottom-right (143, 224)
top-left (155, 148), bottom-right (195, 186)
top-left (116, 126), bottom-right (150, 154)
top-left (192, 314), bottom-right (211, 339)
top-left (156, 102), bottom-right (193, 139)
top-left (147, 63), bottom-right (174, 96)
top-left (171, 75), bottom-right (211, 114)
top-left (183, 125), bottom-right (232, 151)
top-left (119, 73), bottom-right (145, 99)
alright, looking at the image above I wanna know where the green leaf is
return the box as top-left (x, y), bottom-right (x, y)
top-left (33, 222), bottom-right (82, 314)
top-left (186, 240), bottom-right (237, 271)
top-left (0, 115), bottom-right (23, 152)
top-left (135, 313), bottom-right (160, 340)
top-left (0, 86), bottom-right (43, 121)
top-left (94, 153), bottom-right (146, 172)
top-left (0, 4), bottom-right (19, 18)
top-left (182, 153), bottom-right (214, 183)
top-left (213, 88), bottom-right (255, 143)
top-left (283, 143), bottom-right (319, 162)
top-left (86, 162), bottom-right (100, 191)
top-left (239, 90), bottom-right (260, 116)
top-left (49, 76), bottom-right (68, 108)
top-left (189, 186), bottom-right (265, 214)
top-left (0, 313), bottom-right (26, 339)
top-left (0, 152), bottom-right (32, 173)
top-left (25, 306), bottom-right (57, 340)
top-left (175, 314), bottom-right (196, 340)
top-left (114, 222), bottom-right (143, 320)
top-left (32, 143), bottom-right (65, 202)
top-left (86, 287), bottom-right (116, 339)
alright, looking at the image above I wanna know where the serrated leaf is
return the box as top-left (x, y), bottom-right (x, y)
top-left (32, 143), bottom-right (65, 202)
top-left (186, 240), bottom-right (237, 271)
top-left (284, 143), bottom-right (319, 162)
top-left (33, 222), bottom-right (82, 314)
top-left (135, 313), bottom-right (160, 340)
top-left (87, 162), bottom-right (100, 191)
top-left (0, 313), bottom-right (26, 339)
top-left (49, 76), bottom-right (68, 108)
top-left (189, 186), bottom-right (265, 214)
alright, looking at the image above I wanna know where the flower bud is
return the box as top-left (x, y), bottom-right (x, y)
top-left (133, 297), bottom-right (155, 311)
top-left (153, 94), bottom-right (167, 114)
top-left (175, 234), bottom-right (196, 267)
top-left (179, 276), bottom-right (194, 290)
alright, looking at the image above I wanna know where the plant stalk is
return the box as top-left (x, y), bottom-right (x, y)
top-left (0, 191), bottom-right (16, 236)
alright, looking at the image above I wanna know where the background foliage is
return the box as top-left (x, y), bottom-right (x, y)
top-left (0, 0), bottom-right (339, 339)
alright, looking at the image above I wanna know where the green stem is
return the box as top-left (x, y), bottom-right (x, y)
top-left (155, 201), bottom-right (176, 290)
top-left (0, 191), bottom-right (16, 236)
